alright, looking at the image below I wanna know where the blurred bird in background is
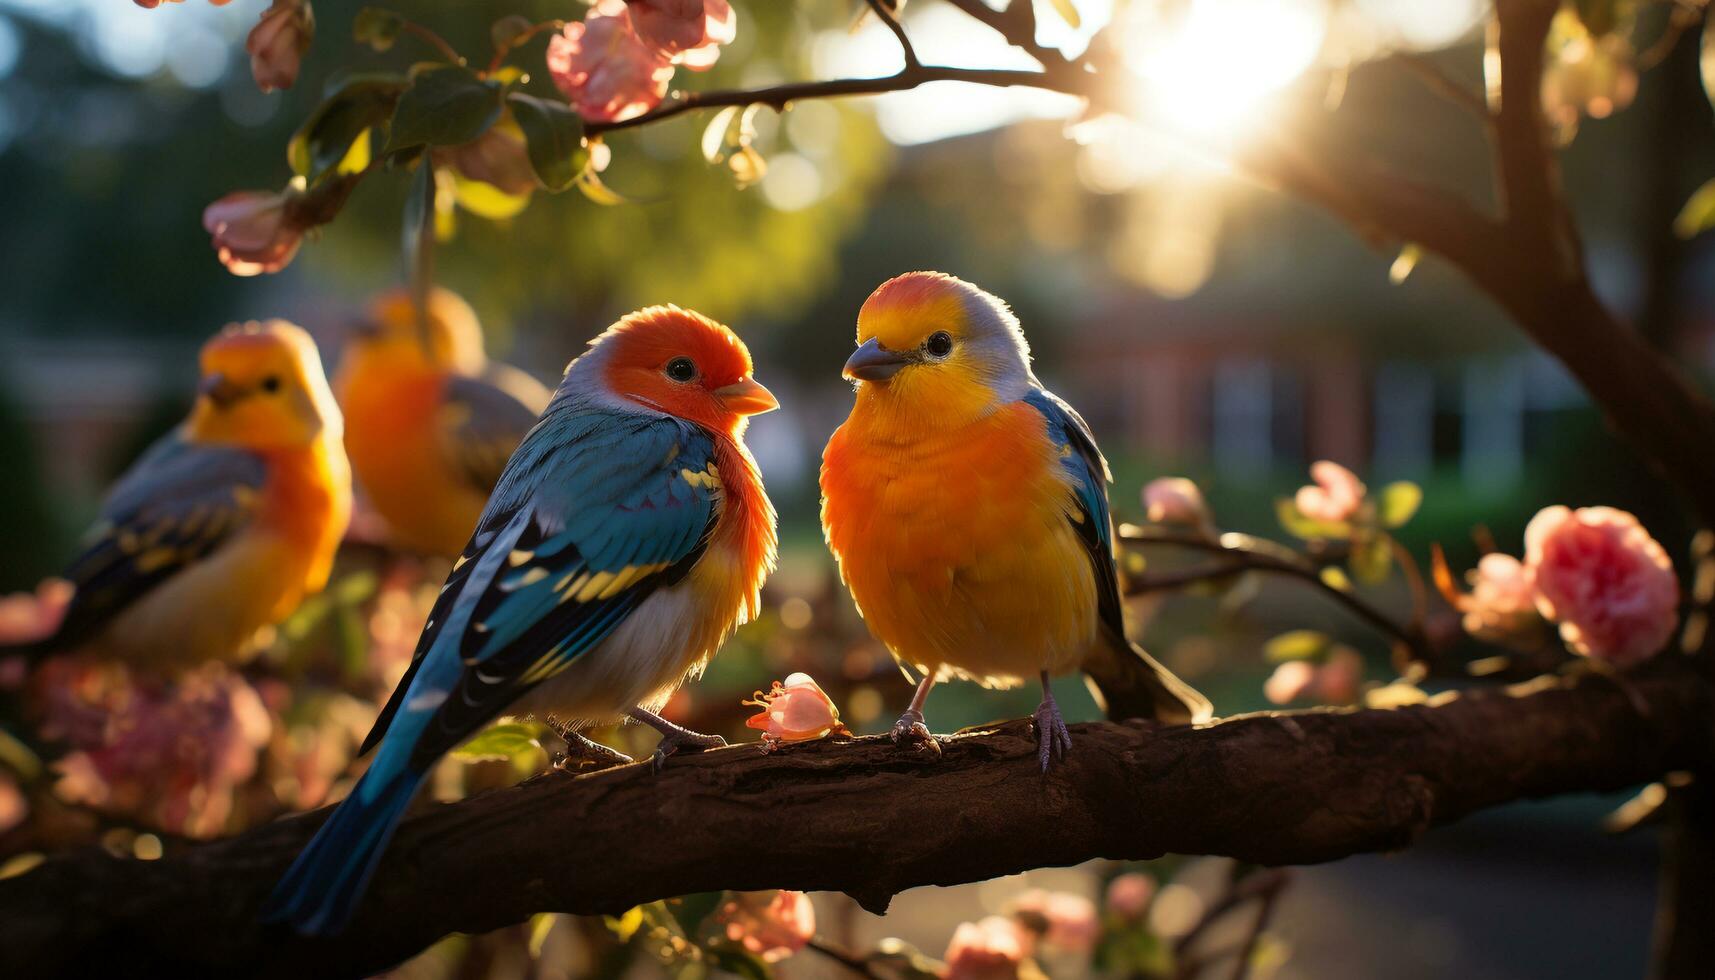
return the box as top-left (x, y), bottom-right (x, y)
top-left (821, 272), bottom-right (1213, 771)
top-left (7, 320), bottom-right (351, 671)
top-left (266, 306), bottom-right (779, 934)
top-left (336, 287), bottom-right (550, 558)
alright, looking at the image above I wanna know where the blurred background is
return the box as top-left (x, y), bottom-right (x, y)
top-left (0, 0), bottom-right (1708, 977)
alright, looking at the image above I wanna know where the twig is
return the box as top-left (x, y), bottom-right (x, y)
top-left (806, 937), bottom-right (889, 980)
top-left (400, 21), bottom-right (463, 65)
top-left (1119, 525), bottom-right (1431, 662)
top-left (865, 0), bottom-right (920, 70)
top-left (1225, 870), bottom-right (1288, 980)
top-left (1390, 51), bottom-right (1491, 120)
top-left (583, 64), bottom-right (1083, 136)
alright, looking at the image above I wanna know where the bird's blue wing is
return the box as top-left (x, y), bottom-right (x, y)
top-left (359, 408), bottom-right (721, 765)
top-left (43, 430), bottom-right (266, 652)
top-left (1024, 388), bottom-right (1126, 635)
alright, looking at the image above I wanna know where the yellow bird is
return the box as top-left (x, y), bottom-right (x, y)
top-left (821, 272), bottom-right (1212, 770)
top-left (336, 288), bottom-right (550, 558)
top-left (15, 320), bottom-right (351, 671)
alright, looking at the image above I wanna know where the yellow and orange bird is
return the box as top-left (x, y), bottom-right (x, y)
top-left (821, 272), bottom-right (1213, 770)
top-left (13, 320), bottom-right (351, 671)
top-left (335, 287), bottom-right (550, 558)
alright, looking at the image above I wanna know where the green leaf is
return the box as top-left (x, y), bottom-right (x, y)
top-left (1275, 498), bottom-right (1351, 541)
top-left (386, 65), bottom-right (504, 154)
top-left (1264, 630), bottom-right (1330, 663)
top-left (452, 722), bottom-right (544, 761)
top-left (450, 173), bottom-right (530, 220)
top-left (1387, 243), bottom-right (1420, 285)
top-left (1045, 0), bottom-right (1082, 30)
top-left (1674, 177), bottom-right (1715, 239)
top-left (507, 93), bottom-right (588, 192)
top-left (527, 912), bottom-right (558, 959)
top-left (0, 728), bottom-right (42, 782)
top-left (665, 891), bottom-right (725, 937)
top-left (1377, 481), bottom-right (1422, 528)
top-left (288, 75), bottom-right (406, 183)
top-left (1319, 566), bottom-right (1353, 592)
top-left (1349, 532), bottom-right (1394, 585)
top-left (606, 906), bottom-right (645, 942)
top-left (575, 168), bottom-right (628, 206)
top-left (1703, 15), bottom-right (1715, 116)
top-left (864, 938), bottom-right (947, 980)
top-left (354, 7), bottom-right (405, 52)
top-left (401, 161), bottom-right (434, 303)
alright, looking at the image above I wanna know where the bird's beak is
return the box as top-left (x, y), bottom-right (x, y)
top-left (843, 337), bottom-right (910, 382)
top-left (714, 377), bottom-right (779, 416)
top-left (198, 372), bottom-right (245, 408)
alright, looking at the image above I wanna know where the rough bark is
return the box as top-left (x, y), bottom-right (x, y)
top-left (2, 665), bottom-right (1708, 979)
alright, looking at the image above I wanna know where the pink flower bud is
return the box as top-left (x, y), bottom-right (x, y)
top-left (1263, 660), bottom-right (1315, 705)
top-left (1105, 872), bottom-right (1156, 921)
top-left (1143, 477), bottom-right (1213, 531)
top-left (1525, 505), bottom-right (1679, 667)
top-left (944, 915), bottom-right (1033, 980)
top-left (1434, 551), bottom-right (1545, 647)
top-left (714, 890), bottom-right (816, 962)
top-left (1011, 888), bottom-right (1099, 951)
top-left (202, 190), bottom-right (304, 276)
top-left (246, 0), bottom-right (314, 94)
top-left (628, 0), bottom-right (736, 71)
top-left (1294, 460), bottom-right (1366, 525)
top-left (0, 578), bottom-right (71, 647)
top-left (744, 672), bottom-right (845, 744)
top-left (546, 6), bottom-right (676, 123)
top-left (1263, 648), bottom-right (1364, 706)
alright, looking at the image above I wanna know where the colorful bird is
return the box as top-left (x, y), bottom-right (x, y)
top-left (336, 287), bottom-right (551, 558)
top-left (10, 320), bottom-right (351, 671)
top-left (820, 272), bottom-right (1212, 770)
top-left (265, 306), bottom-right (778, 934)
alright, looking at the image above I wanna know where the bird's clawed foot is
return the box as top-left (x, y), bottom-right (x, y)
top-left (1032, 691), bottom-right (1073, 773)
top-left (548, 721), bottom-right (635, 771)
top-left (890, 709), bottom-right (941, 754)
top-left (626, 706), bottom-right (727, 772)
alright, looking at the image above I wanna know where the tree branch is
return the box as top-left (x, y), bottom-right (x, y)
top-left (865, 0), bottom-right (920, 71)
top-left (3, 666), bottom-right (1707, 978)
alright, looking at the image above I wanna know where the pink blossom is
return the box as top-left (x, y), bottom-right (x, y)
top-left (628, 0), bottom-right (736, 70)
top-left (34, 660), bottom-right (272, 837)
top-left (1263, 648), bottom-right (1364, 705)
top-left (1105, 872), bottom-right (1156, 921)
top-left (1143, 477), bottom-right (1212, 532)
top-left (1012, 888), bottom-right (1099, 951)
top-left (0, 771), bottom-right (26, 835)
top-left (1294, 460), bottom-right (1366, 524)
top-left (202, 190), bottom-right (304, 276)
top-left (246, 0), bottom-right (314, 94)
top-left (744, 672), bottom-right (845, 744)
top-left (944, 915), bottom-right (1033, 980)
top-left (714, 890), bottom-right (816, 962)
top-left (546, 5), bottom-right (676, 123)
top-left (0, 579), bottom-right (71, 647)
top-left (1437, 552), bottom-right (1545, 646)
top-left (1525, 505), bottom-right (1679, 667)
top-left (135, 1), bottom-right (235, 7)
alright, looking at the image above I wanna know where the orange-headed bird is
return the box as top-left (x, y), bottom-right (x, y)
top-left (336, 287), bottom-right (551, 558)
top-left (820, 272), bottom-right (1212, 770)
top-left (266, 307), bottom-right (778, 933)
top-left (15, 320), bottom-right (351, 671)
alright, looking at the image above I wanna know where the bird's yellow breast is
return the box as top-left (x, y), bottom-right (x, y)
top-left (337, 361), bottom-right (488, 557)
top-left (820, 401), bottom-right (1099, 686)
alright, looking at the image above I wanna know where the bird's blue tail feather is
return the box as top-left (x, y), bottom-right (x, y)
top-left (260, 766), bottom-right (424, 935)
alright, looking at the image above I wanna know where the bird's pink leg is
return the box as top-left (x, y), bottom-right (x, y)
top-left (626, 706), bottom-right (727, 771)
top-left (891, 673), bottom-right (939, 751)
top-left (1033, 671), bottom-right (1073, 773)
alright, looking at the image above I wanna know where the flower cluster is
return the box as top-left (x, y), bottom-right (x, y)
top-left (547, 0), bottom-right (736, 122)
top-left (33, 660), bottom-right (272, 837)
top-left (1440, 505), bottom-right (1678, 666)
top-left (713, 889), bottom-right (815, 962)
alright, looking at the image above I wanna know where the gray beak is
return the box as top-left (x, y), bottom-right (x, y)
top-left (843, 337), bottom-right (910, 382)
top-left (198, 372), bottom-right (245, 408)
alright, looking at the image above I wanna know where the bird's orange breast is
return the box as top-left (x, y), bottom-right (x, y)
top-left (820, 401), bottom-right (1099, 685)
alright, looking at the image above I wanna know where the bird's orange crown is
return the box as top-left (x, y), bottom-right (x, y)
top-left (590, 306), bottom-right (778, 434)
top-left (354, 287), bottom-right (487, 375)
top-left (191, 319), bottom-right (342, 451)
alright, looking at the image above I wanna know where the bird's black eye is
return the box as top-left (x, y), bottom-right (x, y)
top-left (665, 357), bottom-right (698, 382)
top-left (924, 331), bottom-right (954, 359)
top-left (259, 375), bottom-right (282, 393)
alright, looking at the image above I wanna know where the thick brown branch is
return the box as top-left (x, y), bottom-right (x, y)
top-left (2, 666), bottom-right (1707, 978)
